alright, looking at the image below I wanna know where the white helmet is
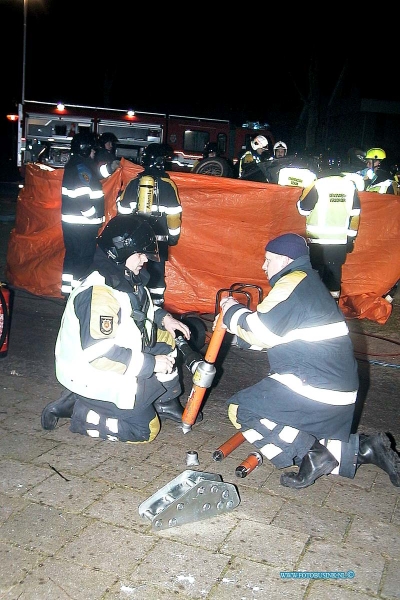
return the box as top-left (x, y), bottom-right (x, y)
top-left (251, 135), bottom-right (269, 151)
top-left (273, 141), bottom-right (287, 156)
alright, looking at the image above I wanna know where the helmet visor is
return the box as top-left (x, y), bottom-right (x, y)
top-left (139, 226), bottom-right (160, 262)
top-left (111, 234), bottom-right (160, 263)
top-left (145, 250), bottom-right (160, 262)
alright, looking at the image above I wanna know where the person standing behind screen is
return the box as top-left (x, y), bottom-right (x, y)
top-left (297, 175), bottom-right (361, 301)
top-left (357, 148), bottom-right (395, 194)
top-left (95, 132), bottom-right (121, 179)
top-left (117, 143), bottom-right (182, 306)
top-left (238, 135), bottom-right (270, 179)
top-left (61, 131), bottom-right (104, 297)
top-left (272, 140), bottom-right (288, 159)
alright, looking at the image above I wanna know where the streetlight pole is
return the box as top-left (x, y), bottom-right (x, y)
top-left (22, 0), bottom-right (28, 105)
top-left (18, 0), bottom-right (28, 169)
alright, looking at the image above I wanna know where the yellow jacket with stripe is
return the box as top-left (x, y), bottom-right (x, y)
top-left (297, 176), bottom-right (361, 244)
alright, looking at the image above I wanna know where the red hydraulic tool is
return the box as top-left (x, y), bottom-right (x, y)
top-left (181, 311), bottom-right (227, 433)
top-left (235, 452), bottom-right (263, 478)
top-left (212, 431), bottom-right (246, 461)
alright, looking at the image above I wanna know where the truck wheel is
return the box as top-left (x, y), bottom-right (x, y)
top-left (192, 157), bottom-right (235, 178)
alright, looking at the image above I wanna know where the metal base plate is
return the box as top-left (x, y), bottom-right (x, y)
top-left (138, 470), bottom-right (240, 531)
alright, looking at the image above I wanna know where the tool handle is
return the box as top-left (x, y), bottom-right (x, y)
top-left (181, 311), bottom-right (226, 432)
top-left (204, 311), bottom-right (226, 363)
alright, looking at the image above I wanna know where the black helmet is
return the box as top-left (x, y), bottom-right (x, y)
top-left (203, 142), bottom-right (219, 158)
top-left (71, 132), bottom-right (98, 158)
top-left (347, 147), bottom-right (366, 169)
top-left (99, 132), bottom-right (118, 149)
top-left (141, 143), bottom-right (174, 168)
top-left (97, 215), bottom-right (160, 264)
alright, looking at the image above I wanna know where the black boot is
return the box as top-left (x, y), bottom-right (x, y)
top-left (280, 440), bottom-right (338, 489)
top-left (357, 433), bottom-right (400, 487)
top-left (41, 390), bottom-right (77, 430)
top-left (153, 397), bottom-right (203, 424)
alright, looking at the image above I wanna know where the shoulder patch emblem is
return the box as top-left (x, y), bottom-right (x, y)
top-left (100, 315), bottom-right (113, 335)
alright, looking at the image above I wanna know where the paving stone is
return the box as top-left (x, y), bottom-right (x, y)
top-left (220, 520), bottom-right (309, 569)
top-left (298, 540), bottom-right (385, 595)
top-left (0, 502), bottom-right (89, 554)
top-left (272, 501), bottom-right (352, 542)
top-left (346, 515), bottom-right (400, 559)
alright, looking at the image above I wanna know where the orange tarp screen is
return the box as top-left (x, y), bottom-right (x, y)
top-left (6, 159), bottom-right (400, 324)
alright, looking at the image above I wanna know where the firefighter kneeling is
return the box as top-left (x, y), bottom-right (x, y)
top-left (41, 214), bottom-right (201, 442)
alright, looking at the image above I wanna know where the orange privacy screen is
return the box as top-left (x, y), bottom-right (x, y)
top-left (6, 159), bottom-right (400, 324)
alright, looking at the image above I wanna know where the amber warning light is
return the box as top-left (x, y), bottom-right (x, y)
top-left (6, 114), bottom-right (18, 122)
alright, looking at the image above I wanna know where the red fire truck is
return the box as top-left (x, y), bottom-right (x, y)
top-left (17, 100), bottom-right (274, 177)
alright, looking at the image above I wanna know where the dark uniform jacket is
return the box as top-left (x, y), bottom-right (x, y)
top-left (117, 166), bottom-right (182, 260)
top-left (61, 155), bottom-right (104, 226)
top-left (223, 255), bottom-right (359, 441)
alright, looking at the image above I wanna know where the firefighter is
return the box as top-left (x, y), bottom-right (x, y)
top-left (297, 175), bottom-right (361, 301)
top-left (95, 132), bottom-right (121, 179)
top-left (357, 148), bottom-right (395, 194)
top-left (391, 161), bottom-right (400, 196)
top-left (41, 214), bottom-right (197, 441)
top-left (263, 148), bottom-right (318, 187)
top-left (61, 131), bottom-right (105, 297)
top-left (272, 141), bottom-right (288, 159)
top-left (202, 142), bottom-right (220, 158)
top-left (117, 143), bottom-right (182, 306)
top-left (238, 135), bottom-right (270, 179)
top-left (218, 233), bottom-right (400, 489)
top-left (192, 142), bottom-right (220, 170)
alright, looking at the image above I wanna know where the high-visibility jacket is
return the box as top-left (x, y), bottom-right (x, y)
top-left (297, 176), bottom-right (361, 245)
top-left (366, 176), bottom-right (395, 194)
top-left (277, 166), bottom-right (317, 188)
top-left (55, 250), bottom-right (173, 410)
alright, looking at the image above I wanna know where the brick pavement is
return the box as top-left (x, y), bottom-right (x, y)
top-left (0, 217), bottom-right (400, 599)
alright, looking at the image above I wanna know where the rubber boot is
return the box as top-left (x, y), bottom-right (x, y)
top-left (280, 439), bottom-right (339, 489)
top-left (153, 397), bottom-right (203, 424)
top-left (41, 390), bottom-right (77, 430)
top-left (357, 433), bottom-right (400, 487)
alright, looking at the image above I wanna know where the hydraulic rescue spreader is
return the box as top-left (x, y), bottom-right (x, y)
top-left (182, 311), bottom-right (226, 433)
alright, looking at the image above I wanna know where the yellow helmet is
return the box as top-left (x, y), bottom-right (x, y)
top-left (365, 148), bottom-right (386, 160)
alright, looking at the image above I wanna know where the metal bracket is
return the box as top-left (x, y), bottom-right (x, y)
top-left (138, 470), bottom-right (240, 531)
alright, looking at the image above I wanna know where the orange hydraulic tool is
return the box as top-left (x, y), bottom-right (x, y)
top-left (181, 311), bottom-right (227, 434)
top-left (212, 431), bottom-right (246, 461)
top-left (235, 452), bottom-right (263, 478)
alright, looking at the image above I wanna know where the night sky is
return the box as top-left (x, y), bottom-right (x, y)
top-left (1, 1), bottom-right (399, 165)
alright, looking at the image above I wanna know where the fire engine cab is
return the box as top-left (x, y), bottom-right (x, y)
top-left (17, 100), bottom-right (274, 178)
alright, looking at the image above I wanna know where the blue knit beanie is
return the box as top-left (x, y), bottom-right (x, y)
top-left (265, 233), bottom-right (309, 259)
